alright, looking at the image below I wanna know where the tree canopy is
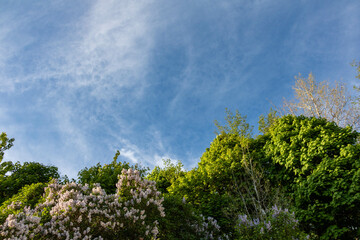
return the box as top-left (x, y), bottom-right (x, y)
top-left (0, 161), bottom-right (59, 204)
top-left (264, 115), bottom-right (360, 239)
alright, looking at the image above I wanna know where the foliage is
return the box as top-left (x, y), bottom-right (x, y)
top-left (0, 182), bottom-right (46, 224)
top-left (0, 161), bottom-right (59, 204)
top-left (264, 115), bottom-right (360, 239)
top-left (169, 111), bottom-right (285, 236)
top-left (236, 205), bottom-right (309, 240)
top-left (0, 132), bottom-right (14, 163)
top-left (214, 108), bottom-right (253, 137)
top-left (258, 109), bottom-right (279, 135)
top-left (158, 194), bottom-right (228, 240)
top-left (282, 73), bottom-right (360, 130)
top-left (0, 168), bottom-right (164, 240)
top-left (168, 133), bottom-right (245, 234)
top-left (77, 150), bottom-right (148, 194)
top-left (146, 159), bottom-right (185, 194)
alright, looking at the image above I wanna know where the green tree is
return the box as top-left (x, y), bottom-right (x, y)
top-left (158, 194), bottom-right (227, 240)
top-left (146, 159), bottom-right (185, 193)
top-left (0, 132), bottom-right (14, 163)
top-left (169, 116), bottom-right (248, 234)
top-left (258, 109), bottom-right (279, 135)
top-left (77, 150), bottom-right (148, 194)
top-left (0, 182), bottom-right (46, 224)
top-left (0, 161), bottom-right (59, 204)
top-left (264, 115), bottom-right (360, 239)
top-left (169, 110), bottom-right (284, 236)
top-left (214, 108), bottom-right (253, 137)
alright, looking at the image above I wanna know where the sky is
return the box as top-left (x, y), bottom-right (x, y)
top-left (1, 0), bottom-right (360, 179)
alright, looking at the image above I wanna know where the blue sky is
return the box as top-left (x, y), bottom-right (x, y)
top-left (1, 0), bottom-right (359, 179)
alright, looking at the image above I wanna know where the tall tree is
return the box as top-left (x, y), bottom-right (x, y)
top-left (0, 161), bottom-right (59, 204)
top-left (264, 115), bottom-right (360, 239)
top-left (0, 132), bottom-right (14, 163)
top-left (282, 73), bottom-right (360, 130)
top-left (170, 110), bottom-right (285, 235)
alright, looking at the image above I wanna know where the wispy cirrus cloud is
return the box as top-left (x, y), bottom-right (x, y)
top-left (0, 0), bottom-right (162, 176)
top-left (1, 0), bottom-right (359, 179)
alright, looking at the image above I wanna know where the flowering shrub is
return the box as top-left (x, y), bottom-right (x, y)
top-left (0, 182), bottom-right (46, 223)
top-left (0, 168), bottom-right (164, 239)
top-left (236, 205), bottom-right (309, 240)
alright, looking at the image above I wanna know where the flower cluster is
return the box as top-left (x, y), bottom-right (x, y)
top-left (0, 168), bottom-right (164, 239)
top-left (237, 205), bottom-right (309, 240)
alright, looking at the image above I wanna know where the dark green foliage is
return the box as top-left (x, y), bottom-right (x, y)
top-left (264, 115), bottom-right (360, 239)
top-left (77, 150), bottom-right (148, 194)
top-left (158, 194), bottom-right (227, 240)
top-left (0, 182), bottom-right (46, 224)
top-left (0, 161), bottom-right (59, 204)
top-left (157, 194), bottom-right (202, 240)
top-left (0, 132), bottom-right (14, 163)
top-left (146, 159), bottom-right (185, 193)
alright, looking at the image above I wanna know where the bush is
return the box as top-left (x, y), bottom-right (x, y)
top-left (0, 168), bottom-right (164, 239)
top-left (236, 205), bottom-right (308, 240)
top-left (158, 194), bottom-right (228, 240)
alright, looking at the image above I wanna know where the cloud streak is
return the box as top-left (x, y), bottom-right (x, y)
top-left (1, 1), bottom-right (359, 178)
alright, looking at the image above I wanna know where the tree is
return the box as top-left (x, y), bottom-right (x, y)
top-left (214, 108), bottom-right (253, 137)
top-left (157, 194), bottom-right (227, 240)
top-left (77, 150), bottom-right (148, 194)
top-left (264, 115), bottom-right (360, 239)
top-left (258, 109), bottom-right (279, 135)
top-left (169, 110), bottom-right (286, 236)
top-left (0, 132), bottom-right (14, 163)
top-left (282, 73), bottom-right (360, 130)
top-left (146, 159), bottom-right (185, 193)
top-left (0, 161), bottom-right (59, 204)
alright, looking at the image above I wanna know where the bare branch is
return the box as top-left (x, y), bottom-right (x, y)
top-left (282, 73), bottom-right (360, 131)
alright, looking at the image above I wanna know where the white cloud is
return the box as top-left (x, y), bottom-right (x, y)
top-left (51, 0), bottom-right (154, 100)
top-left (0, 1), bottom-right (156, 100)
top-left (0, 0), bottom-right (163, 177)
